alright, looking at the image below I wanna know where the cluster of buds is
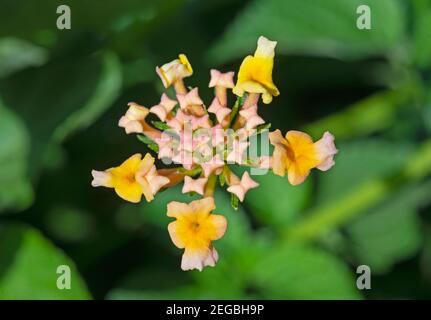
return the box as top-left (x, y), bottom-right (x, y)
top-left (91, 36), bottom-right (338, 271)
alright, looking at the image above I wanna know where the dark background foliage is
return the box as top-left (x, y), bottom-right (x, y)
top-left (1, 0), bottom-right (431, 299)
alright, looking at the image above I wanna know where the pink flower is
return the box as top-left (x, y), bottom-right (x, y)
top-left (172, 151), bottom-right (194, 170)
top-left (155, 133), bottom-right (175, 159)
top-left (239, 105), bottom-right (265, 130)
top-left (226, 139), bottom-right (249, 164)
top-left (201, 155), bottom-right (224, 177)
top-left (208, 98), bottom-right (231, 124)
top-left (209, 69), bottom-right (235, 107)
top-left (209, 69), bottom-right (235, 89)
top-left (177, 88), bottom-right (204, 110)
top-left (150, 93), bottom-right (178, 121)
top-left (210, 124), bottom-right (226, 148)
top-left (226, 171), bottom-right (259, 202)
top-left (167, 110), bottom-right (211, 132)
top-left (314, 131), bottom-right (338, 171)
top-left (182, 176), bottom-right (208, 195)
top-left (257, 156), bottom-right (271, 169)
top-left (118, 102), bottom-right (150, 134)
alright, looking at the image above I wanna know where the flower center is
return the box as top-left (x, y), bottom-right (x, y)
top-left (190, 221), bottom-right (200, 231)
top-left (126, 173), bottom-right (136, 183)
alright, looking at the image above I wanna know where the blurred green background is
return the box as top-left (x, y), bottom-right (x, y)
top-left (1, 0), bottom-right (431, 300)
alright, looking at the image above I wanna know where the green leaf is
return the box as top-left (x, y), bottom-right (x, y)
top-left (0, 224), bottom-right (91, 299)
top-left (137, 134), bottom-right (159, 152)
top-left (208, 0), bottom-right (405, 64)
top-left (347, 181), bottom-right (428, 274)
top-left (304, 90), bottom-right (411, 140)
top-left (0, 100), bottom-right (33, 213)
top-left (52, 52), bottom-right (122, 143)
top-left (0, 38), bottom-right (48, 78)
top-left (219, 171), bottom-right (226, 187)
top-left (230, 192), bottom-right (239, 210)
top-left (412, 1), bottom-right (431, 69)
top-left (255, 123), bottom-right (271, 135)
top-left (0, 51), bottom-right (111, 177)
top-left (245, 171), bottom-right (311, 229)
top-left (252, 243), bottom-right (361, 299)
top-left (316, 139), bottom-right (414, 206)
top-left (151, 120), bottom-right (171, 131)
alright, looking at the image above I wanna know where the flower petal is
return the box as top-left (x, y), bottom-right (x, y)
top-left (91, 170), bottom-right (114, 187)
top-left (314, 131), bottom-right (338, 171)
top-left (167, 201), bottom-right (193, 218)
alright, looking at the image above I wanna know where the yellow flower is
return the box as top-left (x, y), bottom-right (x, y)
top-left (156, 54), bottom-right (193, 91)
top-left (269, 130), bottom-right (338, 185)
top-left (91, 153), bottom-right (169, 203)
top-left (233, 36), bottom-right (280, 104)
top-left (167, 197), bottom-right (227, 271)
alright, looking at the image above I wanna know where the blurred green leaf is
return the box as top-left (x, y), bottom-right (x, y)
top-left (316, 139), bottom-right (414, 205)
top-left (347, 181), bottom-right (429, 274)
top-left (412, 0), bottom-right (431, 69)
top-left (252, 243), bottom-right (361, 299)
top-left (208, 0), bottom-right (405, 63)
top-left (0, 52), bottom-right (105, 177)
top-left (0, 38), bottom-right (48, 78)
top-left (245, 171), bottom-right (311, 229)
top-left (304, 90), bottom-right (411, 140)
top-left (0, 224), bottom-right (91, 299)
top-left (0, 101), bottom-right (33, 213)
top-left (45, 205), bottom-right (95, 243)
top-left (285, 138), bottom-right (431, 243)
top-left (52, 52), bottom-right (122, 143)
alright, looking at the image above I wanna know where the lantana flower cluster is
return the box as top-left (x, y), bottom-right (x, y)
top-left (91, 36), bottom-right (338, 271)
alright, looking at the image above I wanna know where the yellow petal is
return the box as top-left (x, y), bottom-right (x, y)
top-left (168, 221), bottom-right (185, 249)
top-left (233, 36), bottom-right (280, 104)
top-left (206, 214), bottom-right (227, 241)
top-left (156, 54), bottom-right (193, 88)
top-left (114, 180), bottom-right (142, 203)
top-left (287, 162), bottom-right (311, 186)
top-left (284, 131), bottom-right (319, 185)
top-left (111, 153), bottom-right (142, 177)
top-left (179, 54), bottom-right (193, 74)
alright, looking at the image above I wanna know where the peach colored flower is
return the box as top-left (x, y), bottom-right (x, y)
top-left (91, 153), bottom-right (169, 203)
top-left (167, 197), bottom-right (227, 271)
top-left (269, 130), bottom-right (338, 185)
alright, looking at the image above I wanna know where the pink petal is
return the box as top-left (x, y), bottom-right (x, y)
top-left (315, 131), bottom-right (338, 171)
